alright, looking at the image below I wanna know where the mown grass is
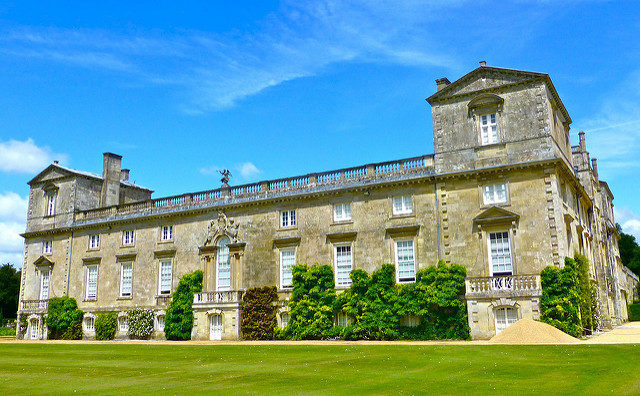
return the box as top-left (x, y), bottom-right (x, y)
top-left (0, 343), bottom-right (638, 394)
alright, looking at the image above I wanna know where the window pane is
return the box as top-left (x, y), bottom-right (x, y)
top-left (160, 261), bottom-right (172, 294)
top-left (87, 266), bottom-right (97, 299)
top-left (335, 245), bottom-right (352, 286)
top-left (489, 232), bottom-right (512, 274)
top-left (281, 249), bottom-right (295, 288)
top-left (121, 263), bottom-right (133, 296)
top-left (396, 240), bottom-right (416, 282)
top-left (40, 270), bottom-right (50, 300)
top-left (217, 237), bottom-right (231, 290)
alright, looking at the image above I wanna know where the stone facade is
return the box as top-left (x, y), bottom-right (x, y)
top-left (17, 64), bottom-right (638, 341)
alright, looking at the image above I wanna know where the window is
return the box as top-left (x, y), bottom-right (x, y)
top-left (39, 269), bottom-right (50, 300)
top-left (161, 225), bottom-right (173, 241)
top-left (483, 183), bottom-right (507, 205)
top-left (488, 232), bottom-right (512, 275)
top-left (120, 263), bottom-right (133, 297)
top-left (157, 315), bottom-right (165, 331)
top-left (280, 248), bottom-right (295, 289)
top-left (280, 313), bottom-right (289, 328)
top-left (334, 244), bottom-right (353, 287)
top-left (480, 113), bottom-right (499, 145)
top-left (45, 193), bottom-right (56, 216)
top-left (495, 307), bottom-right (518, 334)
top-left (119, 316), bottom-right (128, 332)
top-left (395, 240), bottom-right (416, 283)
top-left (159, 260), bottom-right (172, 295)
top-left (89, 234), bottom-right (100, 250)
top-left (393, 196), bottom-right (413, 215)
top-left (123, 230), bottom-right (135, 246)
top-left (333, 203), bottom-right (351, 222)
top-left (43, 240), bottom-right (52, 255)
top-left (217, 237), bottom-right (231, 291)
top-left (280, 210), bottom-right (296, 228)
top-left (85, 265), bottom-right (98, 300)
top-left (336, 312), bottom-right (351, 327)
top-left (84, 317), bottom-right (95, 332)
top-left (400, 316), bottom-right (420, 327)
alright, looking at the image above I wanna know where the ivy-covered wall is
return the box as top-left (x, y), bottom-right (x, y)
top-left (241, 286), bottom-right (278, 340)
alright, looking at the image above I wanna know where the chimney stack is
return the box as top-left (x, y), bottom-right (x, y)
top-left (591, 158), bottom-right (599, 180)
top-left (100, 152), bottom-right (122, 207)
top-left (435, 77), bottom-right (451, 92)
top-left (579, 131), bottom-right (586, 151)
top-left (479, 60), bottom-right (487, 67)
top-left (120, 169), bottom-right (130, 182)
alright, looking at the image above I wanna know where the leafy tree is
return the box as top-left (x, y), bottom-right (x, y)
top-left (164, 270), bottom-right (203, 340)
top-left (617, 224), bottom-right (640, 277)
top-left (94, 312), bottom-right (118, 341)
top-left (45, 297), bottom-right (83, 340)
top-left (241, 286), bottom-right (278, 340)
top-left (0, 264), bottom-right (21, 320)
top-left (284, 264), bottom-right (336, 340)
top-left (540, 257), bottom-right (582, 337)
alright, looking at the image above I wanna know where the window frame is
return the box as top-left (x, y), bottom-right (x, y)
top-left (280, 210), bottom-right (296, 228)
top-left (487, 231), bottom-right (513, 276)
top-left (161, 225), bottom-right (173, 242)
top-left (333, 203), bottom-right (352, 222)
top-left (39, 268), bottom-right (50, 300)
top-left (336, 312), bottom-right (351, 327)
top-left (43, 240), bottom-right (52, 255)
top-left (392, 195), bottom-right (413, 216)
top-left (119, 262), bottom-right (133, 298)
top-left (45, 192), bottom-right (56, 217)
top-left (395, 239), bottom-right (416, 284)
top-left (280, 247), bottom-right (296, 289)
top-left (156, 315), bottom-right (165, 331)
top-left (88, 234), bottom-right (100, 250)
top-left (494, 307), bottom-right (518, 334)
top-left (85, 265), bottom-right (98, 300)
top-left (482, 183), bottom-right (508, 206)
top-left (158, 259), bottom-right (172, 295)
top-left (216, 237), bottom-right (231, 291)
top-left (334, 243), bottom-right (353, 287)
top-left (122, 230), bottom-right (135, 246)
top-left (84, 316), bottom-right (95, 332)
top-left (118, 316), bottom-right (129, 332)
top-left (479, 112), bottom-right (499, 146)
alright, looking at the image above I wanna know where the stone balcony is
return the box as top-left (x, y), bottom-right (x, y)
top-left (465, 274), bottom-right (542, 299)
top-left (20, 299), bottom-right (48, 314)
top-left (73, 155), bottom-right (434, 224)
top-left (193, 290), bottom-right (244, 307)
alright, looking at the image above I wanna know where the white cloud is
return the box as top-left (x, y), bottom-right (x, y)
top-left (0, 138), bottom-right (66, 174)
top-left (0, 1), bottom-right (463, 113)
top-left (238, 162), bottom-right (262, 181)
top-left (0, 192), bottom-right (28, 268)
top-left (199, 165), bottom-right (221, 176)
top-left (615, 206), bottom-right (640, 241)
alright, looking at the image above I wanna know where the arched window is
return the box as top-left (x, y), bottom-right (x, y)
top-left (216, 237), bottom-right (231, 291)
top-left (494, 307), bottom-right (518, 334)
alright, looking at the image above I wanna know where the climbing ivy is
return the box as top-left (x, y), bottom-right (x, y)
top-left (165, 270), bottom-right (203, 341)
top-left (241, 286), bottom-right (278, 340)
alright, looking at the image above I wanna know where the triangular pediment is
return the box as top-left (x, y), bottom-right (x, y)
top-left (33, 255), bottom-right (54, 267)
top-left (28, 164), bottom-right (78, 185)
top-left (428, 66), bottom-right (546, 103)
top-left (473, 206), bottom-right (520, 225)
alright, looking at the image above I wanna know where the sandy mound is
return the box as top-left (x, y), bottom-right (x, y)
top-left (489, 318), bottom-right (580, 344)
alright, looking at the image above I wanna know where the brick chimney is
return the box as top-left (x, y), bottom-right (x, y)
top-left (436, 77), bottom-right (451, 92)
top-left (100, 152), bottom-right (122, 207)
top-left (120, 169), bottom-right (130, 182)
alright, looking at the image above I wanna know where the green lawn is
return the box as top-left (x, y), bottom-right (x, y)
top-left (0, 343), bottom-right (638, 394)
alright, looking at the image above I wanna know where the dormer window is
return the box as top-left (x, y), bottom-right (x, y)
top-left (480, 113), bottom-right (499, 145)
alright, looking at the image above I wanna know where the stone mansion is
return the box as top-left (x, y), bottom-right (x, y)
top-left (18, 63), bottom-right (638, 340)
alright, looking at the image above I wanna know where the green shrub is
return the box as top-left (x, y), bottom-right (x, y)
top-left (0, 326), bottom-right (16, 336)
top-left (241, 286), bottom-right (278, 340)
top-left (629, 303), bottom-right (640, 321)
top-left (165, 270), bottom-right (203, 341)
top-left (540, 257), bottom-right (582, 337)
top-left (574, 254), bottom-right (598, 333)
top-left (126, 309), bottom-right (154, 339)
top-left (45, 297), bottom-right (83, 340)
top-left (94, 312), bottom-right (118, 341)
top-left (284, 264), bottom-right (336, 340)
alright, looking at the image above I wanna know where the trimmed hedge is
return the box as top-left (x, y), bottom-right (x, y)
top-left (629, 303), bottom-right (640, 321)
top-left (45, 297), bottom-right (83, 340)
top-left (165, 270), bottom-right (203, 341)
top-left (95, 312), bottom-right (118, 341)
top-left (241, 286), bottom-right (278, 340)
top-left (126, 309), bottom-right (154, 339)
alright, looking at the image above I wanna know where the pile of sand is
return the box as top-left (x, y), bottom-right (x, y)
top-left (489, 318), bottom-right (580, 344)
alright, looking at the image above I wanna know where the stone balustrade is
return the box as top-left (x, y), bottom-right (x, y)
top-left (74, 155), bottom-right (434, 222)
top-left (465, 274), bottom-right (541, 298)
top-left (21, 299), bottom-right (48, 313)
top-left (193, 290), bottom-right (244, 305)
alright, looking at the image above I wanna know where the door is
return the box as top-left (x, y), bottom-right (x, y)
top-left (209, 314), bottom-right (223, 341)
top-left (30, 318), bottom-right (39, 340)
top-left (494, 307), bottom-right (518, 334)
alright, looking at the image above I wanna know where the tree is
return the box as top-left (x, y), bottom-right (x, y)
top-left (45, 297), bottom-right (83, 340)
top-left (0, 264), bottom-right (21, 320)
top-left (617, 224), bottom-right (640, 277)
top-left (164, 270), bottom-right (203, 340)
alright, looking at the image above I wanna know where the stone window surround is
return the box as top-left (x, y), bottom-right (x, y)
top-left (88, 234), bottom-right (100, 251)
top-left (468, 93), bottom-right (505, 147)
top-left (122, 229), bottom-right (135, 247)
top-left (279, 209), bottom-right (297, 229)
top-left (42, 239), bottom-right (53, 255)
top-left (333, 202), bottom-right (352, 223)
top-left (273, 236), bottom-right (300, 291)
top-left (82, 258), bottom-right (101, 301)
top-left (478, 177), bottom-right (511, 208)
top-left (479, 224), bottom-right (517, 277)
top-left (386, 225), bottom-right (420, 284)
top-left (43, 185), bottom-right (58, 217)
top-left (392, 195), bottom-right (414, 217)
top-left (326, 232), bottom-right (357, 289)
top-left (160, 225), bottom-right (174, 242)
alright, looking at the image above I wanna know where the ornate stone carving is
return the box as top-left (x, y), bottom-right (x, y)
top-left (204, 211), bottom-right (240, 246)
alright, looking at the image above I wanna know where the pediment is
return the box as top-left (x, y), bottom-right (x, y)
top-left (427, 66), bottom-right (546, 103)
top-left (473, 206), bottom-right (520, 226)
top-left (33, 255), bottom-right (54, 267)
top-left (28, 165), bottom-right (73, 185)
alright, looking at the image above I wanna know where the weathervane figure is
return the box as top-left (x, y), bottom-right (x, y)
top-left (219, 169), bottom-right (232, 187)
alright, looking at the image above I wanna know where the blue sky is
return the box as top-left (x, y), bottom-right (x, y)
top-left (1, 0), bottom-right (640, 267)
